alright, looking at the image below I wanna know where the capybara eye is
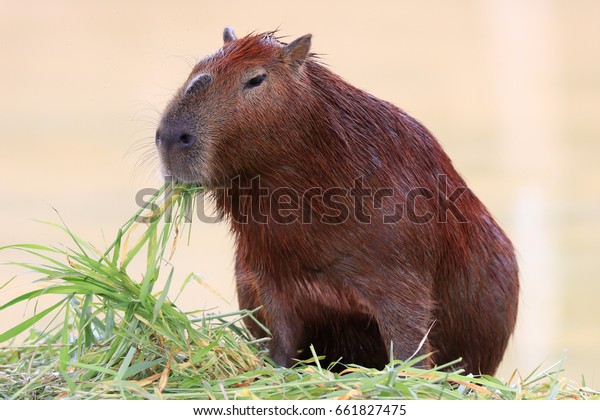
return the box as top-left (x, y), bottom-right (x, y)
top-left (245, 74), bottom-right (266, 89)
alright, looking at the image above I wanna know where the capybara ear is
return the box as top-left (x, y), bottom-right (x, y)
top-left (284, 34), bottom-right (312, 69)
top-left (223, 27), bottom-right (237, 44)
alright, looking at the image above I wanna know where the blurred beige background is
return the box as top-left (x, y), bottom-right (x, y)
top-left (1, 0), bottom-right (599, 383)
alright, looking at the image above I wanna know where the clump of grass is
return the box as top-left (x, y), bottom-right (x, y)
top-left (0, 182), bottom-right (598, 400)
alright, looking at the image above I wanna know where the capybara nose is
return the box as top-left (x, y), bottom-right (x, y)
top-left (155, 127), bottom-right (196, 151)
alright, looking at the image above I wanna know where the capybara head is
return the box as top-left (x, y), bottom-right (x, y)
top-left (156, 28), bottom-right (313, 187)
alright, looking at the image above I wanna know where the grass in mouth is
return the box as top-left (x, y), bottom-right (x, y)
top-left (0, 182), bottom-right (598, 400)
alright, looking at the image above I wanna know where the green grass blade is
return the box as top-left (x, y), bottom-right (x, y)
top-left (67, 361), bottom-right (119, 377)
top-left (122, 359), bottom-right (164, 380)
top-left (0, 298), bottom-right (67, 343)
top-left (152, 265), bottom-right (174, 324)
top-left (116, 346), bottom-right (138, 381)
top-left (0, 276), bottom-right (17, 292)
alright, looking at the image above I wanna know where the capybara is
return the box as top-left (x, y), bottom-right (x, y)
top-left (155, 28), bottom-right (519, 375)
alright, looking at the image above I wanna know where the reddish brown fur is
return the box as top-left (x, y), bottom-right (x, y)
top-left (156, 30), bottom-right (519, 375)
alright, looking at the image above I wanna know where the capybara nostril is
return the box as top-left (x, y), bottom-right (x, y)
top-left (156, 124), bottom-right (196, 152)
top-left (155, 129), bottom-right (161, 147)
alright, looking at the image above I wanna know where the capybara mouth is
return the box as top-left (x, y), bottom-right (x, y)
top-left (168, 169), bottom-right (204, 185)
top-left (159, 153), bottom-right (205, 186)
